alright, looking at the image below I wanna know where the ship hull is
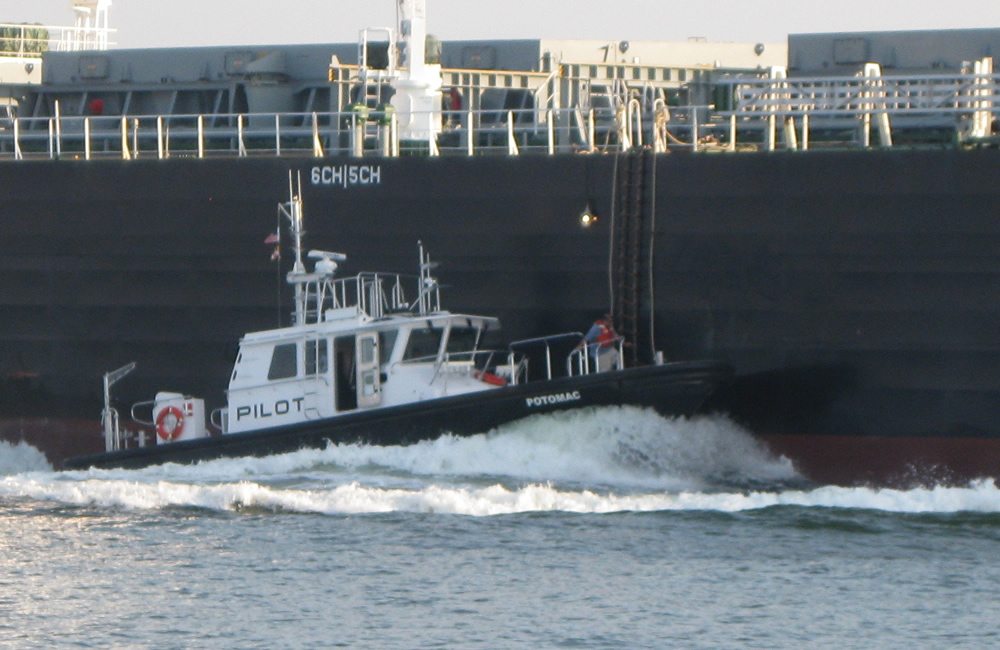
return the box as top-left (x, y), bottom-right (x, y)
top-left (63, 361), bottom-right (729, 470)
top-left (759, 433), bottom-right (1000, 487)
top-left (3, 148), bottom-right (1000, 484)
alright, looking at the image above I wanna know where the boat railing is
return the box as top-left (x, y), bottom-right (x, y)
top-left (509, 332), bottom-right (589, 381)
top-left (100, 361), bottom-right (137, 452)
top-left (296, 271), bottom-right (432, 324)
top-left (567, 336), bottom-right (626, 376)
top-left (211, 407), bottom-right (228, 434)
top-left (467, 349), bottom-right (529, 386)
top-left (129, 399), bottom-right (162, 427)
top-left (431, 349), bottom-right (495, 384)
top-left (394, 348), bottom-right (524, 387)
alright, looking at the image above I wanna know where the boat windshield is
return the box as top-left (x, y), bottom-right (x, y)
top-left (378, 330), bottom-right (398, 364)
top-left (403, 327), bottom-right (443, 361)
top-left (446, 327), bottom-right (479, 354)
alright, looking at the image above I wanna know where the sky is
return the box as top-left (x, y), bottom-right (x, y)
top-left (2, 0), bottom-right (1000, 49)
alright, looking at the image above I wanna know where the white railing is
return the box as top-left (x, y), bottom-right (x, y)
top-left (297, 272), bottom-right (423, 325)
top-left (0, 105), bottom-right (699, 161)
top-left (711, 69), bottom-right (999, 149)
top-left (720, 72), bottom-right (1000, 118)
top-left (0, 72), bottom-right (997, 161)
top-left (567, 336), bottom-right (625, 376)
top-left (0, 22), bottom-right (114, 55)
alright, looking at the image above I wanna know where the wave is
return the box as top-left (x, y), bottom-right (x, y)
top-left (4, 474), bottom-right (1000, 517)
top-left (0, 441), bottom-right (52, 475)
top-left (54, 407), bottom-right (797, 490)
top-left (6, 406), bottom-right (996, 516)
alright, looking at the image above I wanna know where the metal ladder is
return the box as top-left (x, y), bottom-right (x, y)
top-left (611, 149), bottom-right (648, 367)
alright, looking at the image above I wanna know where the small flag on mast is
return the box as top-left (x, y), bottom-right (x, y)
top-left (265, 232), bottom-right (280, 261)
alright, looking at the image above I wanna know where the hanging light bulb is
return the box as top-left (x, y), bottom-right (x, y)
top-left (580, 202), bottom-right (598, 227)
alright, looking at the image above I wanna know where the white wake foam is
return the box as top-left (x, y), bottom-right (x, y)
top-left (0, 441), bottom-right (53, 475)
top-left (71, 407), bottom-right (796, 491)
top-left (10, 406), bottom-right (993, 517)
top-left (4, 474), bottom-right (1000, 516)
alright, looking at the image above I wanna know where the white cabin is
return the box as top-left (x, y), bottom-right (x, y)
top-left (224, 308), bottom-right (500, 434)
top-left (219, 187), bottom-right (506, 435)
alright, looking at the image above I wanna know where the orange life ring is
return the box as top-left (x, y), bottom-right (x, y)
top-left (156, 405), bottom-right (185, 441)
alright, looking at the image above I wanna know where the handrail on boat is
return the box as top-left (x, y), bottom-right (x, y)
top-left (567, 336), bottom-right (625, 376)
top-left (392, 348), bottom-right (525, 387)
top-left (510, 332), bottom-right (583, 381)
top-left (293, 271), bottom-right (429, 325)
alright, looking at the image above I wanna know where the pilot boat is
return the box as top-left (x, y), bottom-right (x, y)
top-left (64, 179), bottom-right (731, 471)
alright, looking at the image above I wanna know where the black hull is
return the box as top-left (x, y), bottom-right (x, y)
top-left (3, 148), bottom-right (1000, 484)
top-left (62, 361), bottom-right (729, 470)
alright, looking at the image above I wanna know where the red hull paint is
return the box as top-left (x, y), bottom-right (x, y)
top-left (761, 434), bottom-right (1000, 487)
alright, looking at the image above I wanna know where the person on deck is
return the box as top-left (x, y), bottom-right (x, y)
top-left (575, 313), bottom-right (621, 372)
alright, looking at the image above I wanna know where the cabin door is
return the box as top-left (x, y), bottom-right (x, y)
top-left (356, 333), bottom-right (382, 408)
top-left (334, 335), bottom-right (357, 412)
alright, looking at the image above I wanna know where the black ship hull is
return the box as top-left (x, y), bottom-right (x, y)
top-left (63, 361), bottom-right (729, 470)
top-left (4, 148), bottom-right (1000, 484)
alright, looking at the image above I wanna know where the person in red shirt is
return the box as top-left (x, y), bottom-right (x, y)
top-left (575, 313), bottom-right (621, 372)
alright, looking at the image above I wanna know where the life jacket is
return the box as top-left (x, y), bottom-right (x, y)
top-left (596, 322), bottom-right (616, 348)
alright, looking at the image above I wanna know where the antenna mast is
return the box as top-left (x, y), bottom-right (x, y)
top-left (278, 172), bottom-right (308, 325)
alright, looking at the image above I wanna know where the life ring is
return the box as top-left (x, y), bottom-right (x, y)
top-left (156, 405), bottom-right (185, 441)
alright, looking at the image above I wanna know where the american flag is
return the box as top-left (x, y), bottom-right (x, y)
top-left (265, 232), bottom-right (280, 261)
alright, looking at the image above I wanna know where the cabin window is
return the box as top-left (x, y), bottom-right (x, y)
top-left (378, 330), bottom-right (398, 364)
top-left (403, 327), bottom-right (443, 361)
top-left (268, 343), bottom-right (297, 380)
top-left (360, 336), bottom-right (376, 364)
top-left (446, 327), bottom-right (479, 355)
top-left (306, 339), bottom-right (328, 375)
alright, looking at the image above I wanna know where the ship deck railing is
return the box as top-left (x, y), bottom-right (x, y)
top-left (0, 70), bottom-right (998, 161)
top-left (0, 106), bottom-right (659, 160)
top-left (0, 21), bottom-right (114, 55)
top-left (720, 71), bottom-right (1000, 116)
top-left (710, 67), bottom-right (1000, 150)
